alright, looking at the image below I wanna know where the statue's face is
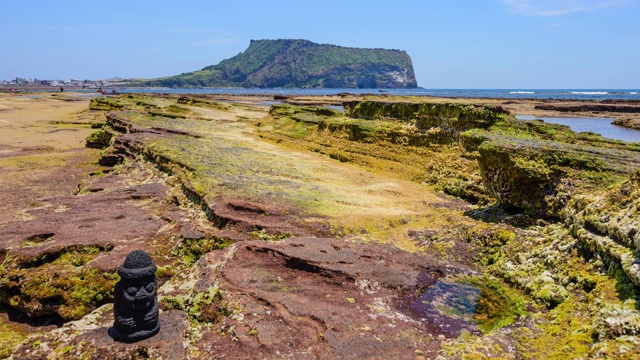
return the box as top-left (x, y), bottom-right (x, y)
top-left (122, 278), bottom-right (156, 310)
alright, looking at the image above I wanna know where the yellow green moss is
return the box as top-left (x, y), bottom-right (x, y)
top-left (260, 104), bottom-right (489, 204)
top-left (0, 246), bottom-right (117, 321)
top-left (172, 236), bottom-right (233, 266)
top-left (0, 313), bottom-right (35, 358)
top-left (88, 97), bottom-right (123, 111)
top-left (465, 276), bottom-right (527, 332)
top-left (161, 286), bottom-right (228, 323)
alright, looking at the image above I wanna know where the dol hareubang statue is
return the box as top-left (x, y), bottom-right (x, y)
top-left (109, 250), bottom-right (160, 342)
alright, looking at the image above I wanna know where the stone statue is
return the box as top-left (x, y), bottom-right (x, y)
top-left (109, 250), bottom-right (160, 342)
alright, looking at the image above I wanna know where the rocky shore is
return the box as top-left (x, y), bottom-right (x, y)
top-left (1, 92), bottom-right (639, 359)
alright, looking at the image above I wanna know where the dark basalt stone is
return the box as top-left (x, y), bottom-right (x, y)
top-left (109, 250), bottom-right (160, 342)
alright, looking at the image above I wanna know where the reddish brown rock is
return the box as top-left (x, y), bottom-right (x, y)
top-left (10, 308), bottom-right (188, 360)
top-left (158, 237), bottom-right (476, 359)
top-left (76, 310), bottom-right (187, 360)
top-left (0, 162), bottom-right (181, 321)
top-left (0, 181), bottom-right (170, 272)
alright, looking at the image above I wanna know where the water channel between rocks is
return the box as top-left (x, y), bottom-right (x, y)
top-left (517, 115), bottom-right (640, 143)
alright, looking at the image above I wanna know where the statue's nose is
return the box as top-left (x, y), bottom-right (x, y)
top-left (136, 288), bottom-right (147, 299)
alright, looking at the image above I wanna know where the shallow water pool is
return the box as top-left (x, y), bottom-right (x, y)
top-left (516, 115), bottom-right (640, 143)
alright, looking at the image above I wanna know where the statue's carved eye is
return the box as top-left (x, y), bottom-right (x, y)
top-left (145, 283), bottom-right (156, 292)
top-left (126, 286), bottom-right (139, 295)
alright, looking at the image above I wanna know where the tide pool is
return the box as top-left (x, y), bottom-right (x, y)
top-left (516, 115), bottom-right (640, 143)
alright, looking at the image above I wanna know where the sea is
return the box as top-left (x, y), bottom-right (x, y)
top-left (117, 88), bottom-right (640, 101)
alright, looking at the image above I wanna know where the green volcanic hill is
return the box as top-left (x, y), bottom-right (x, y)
top-left (140, 39), bottom-right (418, 88)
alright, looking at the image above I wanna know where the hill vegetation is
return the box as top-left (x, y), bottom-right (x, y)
top-left (139, 39), bottom-right (418, 88)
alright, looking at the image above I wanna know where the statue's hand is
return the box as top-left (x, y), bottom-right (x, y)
top-left (119, 317), bottom-right (136, 329)
top-left (144, 311), bottom-right (158, 323)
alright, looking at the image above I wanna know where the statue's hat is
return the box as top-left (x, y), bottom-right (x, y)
top-left (118, 250), bottom-right (157, 279)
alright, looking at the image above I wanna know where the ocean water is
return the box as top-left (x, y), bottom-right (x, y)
top-left (516, 115), bottom-right (640, 143)
top-left (118, 88), bottom-right (640, 101)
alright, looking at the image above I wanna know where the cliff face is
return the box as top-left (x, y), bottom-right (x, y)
top-left (142, 39), bottom-right (418, 88)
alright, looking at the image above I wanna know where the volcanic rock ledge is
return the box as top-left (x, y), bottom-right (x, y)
top-left (12, 237), bottom-right (475, 359)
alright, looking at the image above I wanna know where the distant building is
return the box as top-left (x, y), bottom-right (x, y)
top-left (0, 76), bottom-right (113, 87)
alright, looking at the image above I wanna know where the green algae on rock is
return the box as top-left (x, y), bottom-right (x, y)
top-left (0, 245), bottom-right (117, 321)
top-left (459, 113), bottom-right (640, 217)
top-left (562, 168), bottom-right (640, 288)
top-left (85, 128), bottom-right (115, 149)
top-left (264, 103), bottom-right (490, 203)
top-left (344, 101), bottom-right (508, 131)
top-left (77, 96), bottom-right (640, 358)
top-left (89, 97), bottom-right (123, 111)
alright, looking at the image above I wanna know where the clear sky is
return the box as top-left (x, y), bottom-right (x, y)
top-left (1, 0), bottom-right (638, 88)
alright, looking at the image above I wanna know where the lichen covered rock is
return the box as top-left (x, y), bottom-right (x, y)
top-left (89, 97), bottom-right (124, 111)
top-left (595, 303), bottom-right (640, 340)
top-left (344, 101), bottom-right (509, 142)
top-left (476, 139), bottom-right (565, 217)
top-left (85, 129), bottom-right (115, 149)
top-left (474, 134), bottom-right (640, 217)
top-left (562, 167), bottom-right (640, 286)
top-left (564, 168), bottom-right (640, 251)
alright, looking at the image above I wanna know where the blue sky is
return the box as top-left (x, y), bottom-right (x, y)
top-left (1, 0), bottom-right (638, 88)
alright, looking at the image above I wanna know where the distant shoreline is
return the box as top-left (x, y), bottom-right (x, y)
top-left (2, 87), bottom-right (640, 131)
top-left (2, 85), bottom-right (639, 99)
